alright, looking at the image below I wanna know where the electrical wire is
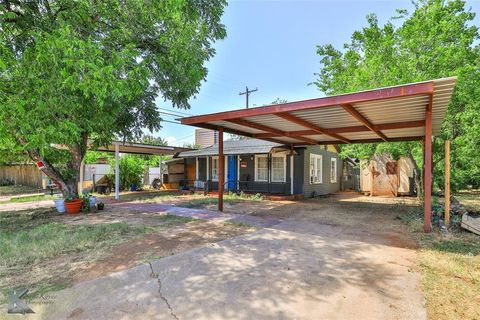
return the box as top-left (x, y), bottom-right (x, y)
top-left (161, 119), bottom-right (183, 125)
top-left (157, 107), bottom-right (194, 116)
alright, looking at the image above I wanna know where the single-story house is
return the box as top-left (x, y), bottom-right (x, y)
top-left (175, 139), bottom-right (343, 197)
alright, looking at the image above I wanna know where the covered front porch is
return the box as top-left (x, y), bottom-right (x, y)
top-left (177, 139), bottom-right (298, 196)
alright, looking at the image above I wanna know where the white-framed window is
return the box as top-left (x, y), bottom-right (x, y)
top-left (271, 154), bottom-right (286, 182)
top-left (330, 158), bottom-right (337, 183)
top-left (310, 154), bottom-right (323, 184)
top-left (211, 156), bottom-right (219, 181)
top-left (255, 155), bottom-right (268, 182)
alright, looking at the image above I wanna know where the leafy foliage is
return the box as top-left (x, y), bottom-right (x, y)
top-left (0, 0), bottom-right (227, 197)
top-left (314, 0), bottom-right (480, 191)
top-left (138, 134), bottom-right (171, 167)
top-left (83, 151), bottom-right (112, 165)
top-left (108, 155), bottom-right (145, 191)
top-left (141, 135), bottom-right (168, 147)
top-left (183, 142), bottom-right (202, 149)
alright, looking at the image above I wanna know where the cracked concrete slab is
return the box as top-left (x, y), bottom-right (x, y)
top-left (148, 262), bottom-right (179, 320)
top-left (23, 220), bottom-right (425, 320)
top-left (4, 195), bottom-right (426, 320)
top-left (110, 201), bottom-right (283, 228)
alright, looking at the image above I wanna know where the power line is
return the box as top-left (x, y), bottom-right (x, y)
top-left (171, 132), bottom-right (196, 142)
top-left (157, 107), bottom-right (193, 116)
top-left (161, 119), bottom-right (183, 125)
top-left (239, 86), bottom-right (258, 109)
top-left (159, 111), bottom-right (190, 119)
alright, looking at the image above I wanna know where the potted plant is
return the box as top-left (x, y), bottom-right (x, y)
top-left (64, 196), bottom-right (83, 214)
top-left (81, 193), bottom-right (97, 208)
top-left (89, 195), bottom-right (97, 207)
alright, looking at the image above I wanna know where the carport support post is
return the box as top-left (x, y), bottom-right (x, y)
top-left (195, 157), bottom-right (199, 182)
top-left (218, 128), bottom-right (224, 212)
top-left (115, 143), bottom-right (120, 200)
top-left (424, 109), bottom-right (433, 233)
top-left (445, 140), bottom-right (451, 227)
top-left (159, 156), bottom-right (163, 185)
top-left (290, 149), bottom-right (294, 195)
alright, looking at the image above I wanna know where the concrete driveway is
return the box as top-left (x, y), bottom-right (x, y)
top-left (28, 195), bottom-right (425, 320)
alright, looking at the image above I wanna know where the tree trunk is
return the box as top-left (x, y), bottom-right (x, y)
top-left (407, 151), bottom-right (422, 199)
top-left (25, 148), bottom-right (76, 198)
top-left (21, 135), bottom-right (88, 199)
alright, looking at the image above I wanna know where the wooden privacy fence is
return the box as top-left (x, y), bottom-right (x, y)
top-left (0, 165), bottom-right (44, 188)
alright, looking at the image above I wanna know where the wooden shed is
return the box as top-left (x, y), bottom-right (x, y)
top-left (360, 154), bottom-right (415, 197)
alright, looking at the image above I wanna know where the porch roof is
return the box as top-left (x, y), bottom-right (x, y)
top-left (179, 77), bottom-right (456, 146)
top-left (177, 139), bottom-right (286, 158)
top-left (93, 140), bottom-right (191, 155)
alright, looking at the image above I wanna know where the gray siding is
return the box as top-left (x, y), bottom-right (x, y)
top-left (197, 158), bottom-right (206, 181)
top-left (301, 146), bottom-right (343, 197)
top-left (293, 149), bottom-right (305, 194)
top-left (184, 147), bottom-right (341, 196)
top-left (238, 154), bottom-right (289, 194)
top-left (198, 154), bottom-right (292, 194)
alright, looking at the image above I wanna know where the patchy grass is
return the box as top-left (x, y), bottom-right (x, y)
top-left (0, 208), bottom-right (191, 304)
top-left (455, 191), bottom-right (480, 212)
top-left (180, 192), bottom-right (263, 209)
top-left (400, 208), bottom-right (480, 320)
top-left (0, 185), bottom-right (39, 196)
top-left (179, 196), bottom-right (220, 208)
top-left (113, 191), bottom-right (182, 203)
top-left (3, 194), bottom-right (56, 203)
top-left (0, 221), bottom-right (143, 267)
top-left (0, 196), bottom-right (255, 305)
top-left (223, 220), bottom-right (252, 228)
top-left (0, 207), bottom-right (56, 232)
top-left (154, 214), bottom-right (198, 227)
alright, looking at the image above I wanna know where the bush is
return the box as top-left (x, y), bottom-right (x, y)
top-left (108, 155), bottom-right (145, 191)
top-left (0, 178), bottom-right (14, 186)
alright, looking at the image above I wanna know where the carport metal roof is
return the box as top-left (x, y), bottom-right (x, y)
top-left (179, 77), bottom-right (457, 233)
top-left (180, 77), bottom-right (456, 146)
top-left (82, 141), bottom-right (191, 201)
top-left (92, 140), bottom-right (190, 155)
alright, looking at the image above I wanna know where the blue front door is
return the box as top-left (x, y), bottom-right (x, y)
top-left (227, 156), bottom-right (237, 190)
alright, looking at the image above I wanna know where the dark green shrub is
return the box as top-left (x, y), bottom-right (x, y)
top-left (108, 155), bottom-right (145, 191)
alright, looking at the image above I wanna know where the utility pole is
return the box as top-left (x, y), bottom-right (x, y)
top-left (239, 86), bottom-right (258, 109)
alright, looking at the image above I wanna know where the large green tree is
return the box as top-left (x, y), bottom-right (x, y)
top-left (314, 0), bottom-right (480, 192)
top-left (0, 0), bottom-right (226, 197)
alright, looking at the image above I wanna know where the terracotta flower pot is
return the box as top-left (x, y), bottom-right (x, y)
top-left (65, 199), bottom-right (83, 214)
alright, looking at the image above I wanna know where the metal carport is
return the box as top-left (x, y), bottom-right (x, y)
top-left (84, 140), bottom-right (190, 200)
top-left (180, 77), bottom-right (457, 232)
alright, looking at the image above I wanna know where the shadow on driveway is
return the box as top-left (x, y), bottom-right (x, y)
top-left (31, 194), bottom-right (425, 319)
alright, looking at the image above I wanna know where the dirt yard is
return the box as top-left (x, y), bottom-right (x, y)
top-left (0, 204), bottom-right (254, 303)
top-left (30, 192), bottom-right (428, 320)
top-left (2, 190), bottom-right (478, 319)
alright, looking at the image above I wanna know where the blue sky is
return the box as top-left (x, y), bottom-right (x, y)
top-left (155, 0), bottom-right (480, 146)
